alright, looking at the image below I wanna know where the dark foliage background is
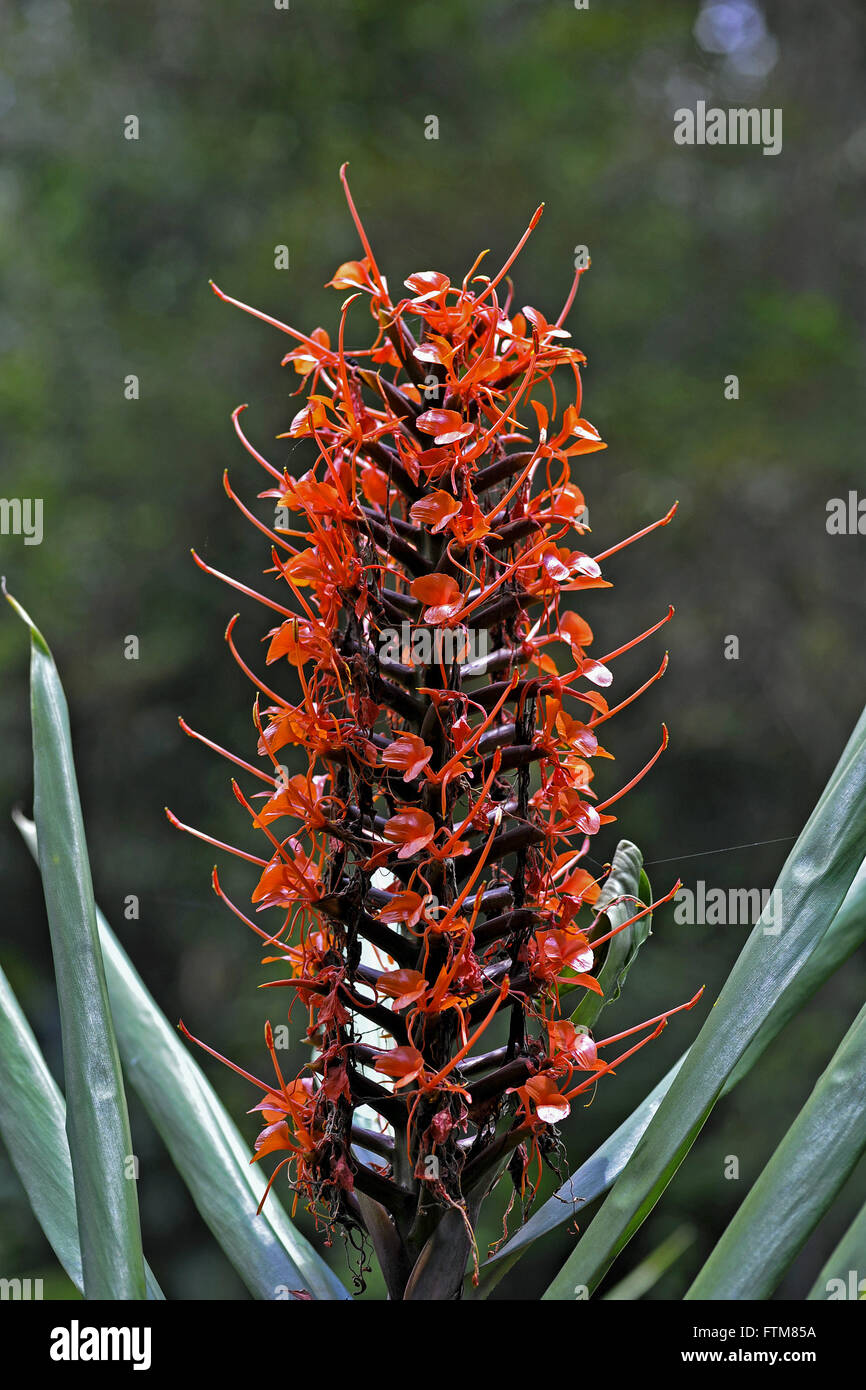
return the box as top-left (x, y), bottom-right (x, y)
top-left (1, 0), bottom-right (864, 1299)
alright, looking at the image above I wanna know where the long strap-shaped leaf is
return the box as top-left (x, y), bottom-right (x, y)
top-left (0, 963), bottom-right (83, 1289)
top-left (0, 964), bottom-right (164, 1299)
top-left (6, 587), bottom-right (146, 1300)
top-left (807, 1198), bottom-right (866, 1301)
top-left (476, 851), bottom-right (866, 1296)
top-left (723, 852), bottom-right (866, 1093)
top-left (15, 813), bottom-right (349, 1302)
top-left (686, 1000), bottom-right (866, 1299)
top-left (98, 902), bottom-right (351, 1300)
top-left (542, 702), bottom-right (866, 1300)
top-left (603, 1222), bottom-right (695, 1300)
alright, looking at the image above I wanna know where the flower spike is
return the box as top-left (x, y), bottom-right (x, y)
top-left (175, 170), bottom-right (692, 1298)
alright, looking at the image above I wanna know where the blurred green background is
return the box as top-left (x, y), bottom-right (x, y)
top-left (1, 0), bottom-right (865, 1300)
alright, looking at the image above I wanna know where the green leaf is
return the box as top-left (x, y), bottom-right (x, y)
top-left (807, 1197), bottom-right (866, 1301)
top-left (570, 840), bottom-right (652, 1030)
top-left (686, 1001), bottom-right (866, 1299)
top-left (478, 848), bottom-right (866, 1298)
top-left (5, 587), bottom-right (146, 1300)
top-left (15, 813), bottom-right (349, 1302)
top-left (0, 960), bottom-right (82, 1289)
top-left (725, 852), bottom-right (866, 1094)
top-left (475, 845), bottom-right (866, 1299)
top-left (0, 963), bottom-right (164, 1299)
top-left (98, 907), bottom-right (350, 1301)
top-left (603, 1223), bottom-right (695, 1300)
top-left (469, 1052), bottom-right (688, 1297)
top-left (542, 701), bottom-right (866, 1301)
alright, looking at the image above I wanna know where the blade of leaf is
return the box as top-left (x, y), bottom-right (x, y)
top-left (725, 851), bottom-right (866, 1093)
top-left (542, 701), bottom-right (866, 1301)
top-left (603, 1222), bottom-right (695, 1300)
top-left (14, 811), bottom-right (349, 1302)
top-left (0, 960), bottom-right (82, 1290)
top-left (807, 1197), bottom-right (866, 1300)
top-left (686, 1000), bottom-right (866, 1300)
top-left (476, 848), bottom-right (866, 1296)
top-left (570, 840), bottom-right (652, 1030)
top-left (5, 587), bottom-right (146, 1300)
top-left (0, 963), bottom-right (164, 1299)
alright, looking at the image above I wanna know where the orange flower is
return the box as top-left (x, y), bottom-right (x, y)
top-left (375, 889), bottom-right (428, 929)
top-left (381, 734), bottom-right (434, 782)
top-left (511, 1074), bottom-right (571, 1125)
top-left (373, 1044), bottom-right (426, 1088)
top-left (410, 573), bottom-right (464, 624)
top-left (383, 808), bottom-right (437, 859)
top-left (416, 407), bottom-right (475, 446)
top-left (409, 490), bottom-right (461, 532)
top-left (375, 969), bottom-right (429, 1011)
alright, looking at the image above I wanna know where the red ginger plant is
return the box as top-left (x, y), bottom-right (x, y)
top-left (168, 167), bottom-right (700, 1300)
